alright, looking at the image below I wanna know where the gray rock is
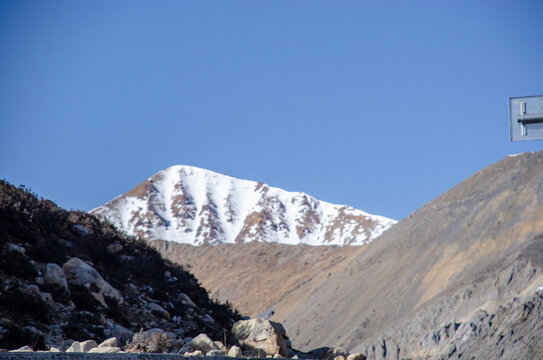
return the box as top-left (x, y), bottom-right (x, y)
top-left (232, 318), bottom-right (287, 356)
top-left (63, 257), bottom-right (123, 307)
top-left (206, 349), bottom-right (226, 356)
top-left (43, 263), bottom-right (70, 302)
top-left (49, 347), bottom-right (60, 353)
top-left (180, 293), bottom-right (197, 307)
top-left (6, 242), bottom-right (25, 254)
top-left (346, 353), bottom-right (366, 360)
top-left (112, 324), bottom-right (134, 345)
top-left (191, 333), bottom-right (220, 353)
top-left (80, 340), bottom-right (97, 352)
top-left (306, 347), bottom-right (348, 360)
top-left (147, 302), bottom-right (171, 321)
top-left (66, 341), bottom-right (81, 353)
top-left (179, 343), bottom-right (193, 354)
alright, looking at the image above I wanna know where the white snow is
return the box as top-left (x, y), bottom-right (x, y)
top-left (91, 165), bottom-right (397, 246)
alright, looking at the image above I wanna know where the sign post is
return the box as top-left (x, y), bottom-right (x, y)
top-left (509, 95), bottom-right (543, 141)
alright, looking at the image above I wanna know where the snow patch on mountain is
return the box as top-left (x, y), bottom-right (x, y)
top-left (91, 165), bottom-right (396, 246)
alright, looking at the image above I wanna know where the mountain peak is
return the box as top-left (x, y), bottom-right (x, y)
top-left (91, 166), bottom-right (396, 246)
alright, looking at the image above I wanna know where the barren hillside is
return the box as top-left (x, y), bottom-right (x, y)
top-left (156, 152), bottom-right (543, 359)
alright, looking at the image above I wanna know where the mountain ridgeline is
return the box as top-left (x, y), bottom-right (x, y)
top-left (91, 165), bottom-right (396, 246)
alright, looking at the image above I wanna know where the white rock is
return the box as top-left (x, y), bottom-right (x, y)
top-left (10, 346), bottom-right (33, 352)
top-left (228, 345), bottom-right (243, 357)
top-left (98, 337), bottom-right (118, 348)
top-left (185, 350), bottom-right (204, 356)
top-left (88, 346), bottom-right (121, 353)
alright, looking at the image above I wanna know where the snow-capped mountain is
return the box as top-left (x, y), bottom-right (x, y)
top-left (91, 165), bottom-right (396, 246)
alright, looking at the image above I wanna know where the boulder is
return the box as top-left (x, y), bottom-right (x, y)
top-left (232, 318), bottom-right (287, 356)
top-left (147, 302), bottom-right (170, 321)
top-left (66, 341), bottom-right (81, 353)
top-left (9, 346), bottom-right (33, 352)
top-left (206, 349), bottom-right (226, 356)
top-left (228, 345), bottom-right (243, 357)
top-left (49, 347), bottom-right (60, 352)
top-left (42, 263), bottom-right (70, 302)
top-left (98, 337), bottom-right (117, 348)
top-left (180, 293), bottom-right (196, 307)
top-left (80, 340), bottom-right (97, 352)
top-left (191, 333), bottom-right (220, 353)
top-left (306, 347), bottom-right (349, 360)
top-left (214, 341), bottom-right (226, 351)
top-left (346, 353), bottom-right (366, 360)
top-left (88, 346), bottom-right (121, 353)
top-left (63, 257), bottom-right (123, 307)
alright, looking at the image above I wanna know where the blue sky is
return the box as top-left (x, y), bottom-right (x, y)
top-left (1, 1), bottom-right (542, 220)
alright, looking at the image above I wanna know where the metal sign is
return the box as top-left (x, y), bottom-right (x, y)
top-left (509, 95), bottom-right (543, 141)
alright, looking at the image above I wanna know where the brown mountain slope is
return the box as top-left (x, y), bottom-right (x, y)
top-left (155, 152), bottom-right (543, 359)
top-left (270, 151), bottom-right (543, 357)
top-left (151, 241), bottom-right (359, 317)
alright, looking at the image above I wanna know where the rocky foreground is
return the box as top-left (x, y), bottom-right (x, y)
top-left (5, 318), bottom-right (366, 360)
top-left (0, 179), bottom-right (237, 350)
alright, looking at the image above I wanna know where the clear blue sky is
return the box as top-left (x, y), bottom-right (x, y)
top-left (1, 1), bottom-right (542, 220)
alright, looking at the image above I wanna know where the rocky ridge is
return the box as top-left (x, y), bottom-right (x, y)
top-left (91, 165), bottom-right (395, 246)
top-left (0, 180), bottom-right (239, 351)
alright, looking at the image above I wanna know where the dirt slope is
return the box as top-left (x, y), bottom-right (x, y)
top-left (151, 241), bottom-right (358, 318)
